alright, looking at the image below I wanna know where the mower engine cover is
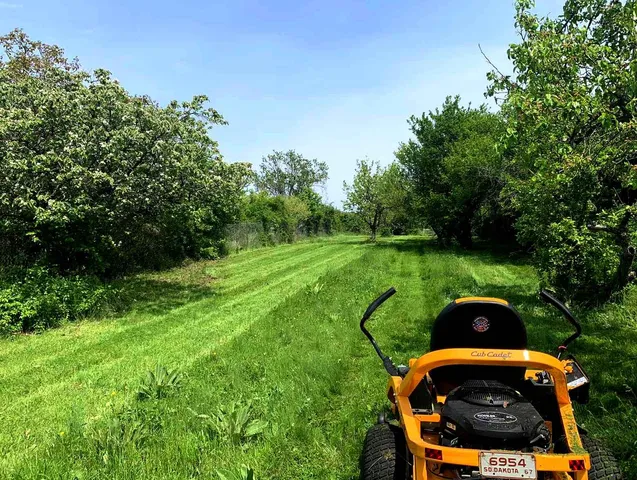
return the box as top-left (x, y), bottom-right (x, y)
top-left (441, 380), bottom-right (550, 452)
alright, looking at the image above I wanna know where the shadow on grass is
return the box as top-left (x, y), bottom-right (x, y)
top-left (374, 236), bottom-right (530, 265)
top-left (106, 275), bottom-right (216, 317)
top-left (99, 236), bottom-right (368, 320)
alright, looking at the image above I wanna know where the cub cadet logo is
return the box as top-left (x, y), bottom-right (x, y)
top-left (471, 350), bottom-right (513, 359)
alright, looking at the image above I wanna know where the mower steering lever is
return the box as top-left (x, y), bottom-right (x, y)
top-left (539, 289), bottom-right (582, 358)
top-left (360, 287), bottom-right (401, 377)
top-left (362, 287), bottom-right (396, 322)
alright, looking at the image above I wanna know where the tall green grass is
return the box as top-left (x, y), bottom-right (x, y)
top-left (1, 236), bottom-right (634, 478)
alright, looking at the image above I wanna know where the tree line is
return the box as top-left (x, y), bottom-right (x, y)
top-left (1, 0), bottom-right (634, 332)
top-left (0, 31), bottom-right (348, 334)
top-left (344, 0), bottom-right (637, 305)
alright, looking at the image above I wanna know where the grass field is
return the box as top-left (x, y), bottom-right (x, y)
top-left (0, 236), bottom-right (635, 479)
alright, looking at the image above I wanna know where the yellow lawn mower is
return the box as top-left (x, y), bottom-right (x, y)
top-left (359, 288), bottom-right (622, 480)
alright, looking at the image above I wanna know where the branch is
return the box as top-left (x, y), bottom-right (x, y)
top-left (479, 44), bottom-right (507, 80)
top-left (587, 223), bottom-right (615, 233)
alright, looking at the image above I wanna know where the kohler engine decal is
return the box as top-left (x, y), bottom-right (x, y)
top-left (474, 412), bottom-right (518, 424)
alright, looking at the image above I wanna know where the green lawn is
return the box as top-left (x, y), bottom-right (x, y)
top-left (1, 236), bottom-right (635, 478)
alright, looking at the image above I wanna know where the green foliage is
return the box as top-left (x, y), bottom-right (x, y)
top-left (339, 211), bottom-right (364, 233)
top-left (216, 466), bottom-right (256, 480)
top-left (200, 241), bottom-right (229, 261)
top-left (2, 238), bottom-right (635, 477)
top-left (342, 160), bottom-right (407, 240)
top-left (136, 365), bottom-right (182, 400)
top-left (298, 188), bottom-right (340, 236)
top-left (255, 150), bottom-right (328, 196)
top-left (91, 415), bottom-right (149, 465)
top-left (47, 402), bottom-right (166, 470)
top-left (241, 192), bottom-right (307, 244)
top-left (240, 190), bottom-right (342, 246)
top-left (488, 0), bottom-right (637, 302)
top-left (0, 29), bottom-right (249, 278)
top-left (243, 150), bottom-right (339, 245)
top-left (191, 401), bottom-right (268, 446)
top-left (0, 28), bottom-right (79, 80)
top-left (0, 266), bottom-right (114, 334)
top-left (86, 403), bottom-right (165, 466)
top-left (396, 96), bottom-right (508, 247)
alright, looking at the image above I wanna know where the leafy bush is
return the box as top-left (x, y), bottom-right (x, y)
top-left (241, 192), bottom-right (310, 244)
top-left (200, 240), bottom-right (229, 261)
top-left (216, 466), bottom-right (256, 480)
top-left (488, 1), bottom-right (637, 302)
top-left (0, 267), bottom-right (115, 334)
top-left (191, 401), bottom-right (268, 446)
top-left (0, 30), bottom-right (249, 278)
top-left (136, 365), bottom-right (182, 400)
top-left (396, 96), bottom-right (507, 247)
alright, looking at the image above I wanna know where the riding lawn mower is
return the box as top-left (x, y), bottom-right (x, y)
top-left (359, 288), bottom-right (622, 480)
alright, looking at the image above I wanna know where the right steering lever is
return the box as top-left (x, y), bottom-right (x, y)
top-left (539, 289), bottom-right (582, 358)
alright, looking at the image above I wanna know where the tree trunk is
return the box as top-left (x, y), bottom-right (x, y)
top-left (589, 210), bottom-right (636, 295)
top-left (614, 212), bottom-right (635, 292)
top-left (616, 245), bottom-right (636, 291)
top-left (369, 207), bottom-right (383, 241)
top-left (368, 212), bottom-right (378, 241)
top-left (455, 218), bottom-right (473, 249)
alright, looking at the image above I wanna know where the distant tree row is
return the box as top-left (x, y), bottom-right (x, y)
top-left (237, 149), bottom-right (349, 246)
top-left (343, 160), bottom-right (411, 240)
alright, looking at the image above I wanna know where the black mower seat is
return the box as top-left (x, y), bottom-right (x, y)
top-left (429, 297), bottom-right (527, 395)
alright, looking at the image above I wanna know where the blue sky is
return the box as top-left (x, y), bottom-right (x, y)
top-left (0, 0), bottom-right (562, 206)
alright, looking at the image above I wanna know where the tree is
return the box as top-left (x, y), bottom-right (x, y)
top-left (487, 0), bottom-right (637, 302)
top-left (343, 160), bottom-right (406, 240)
top-left (0, 31), bottom-right (250, 276)
top-left (396, 96), bottom-right (506, 247)
top-left (241, 192), bottom-right (311, 243)
top-left (255, 150), bottom-right (328, 196)
top-left (0, 28), bottom-right (79, 84)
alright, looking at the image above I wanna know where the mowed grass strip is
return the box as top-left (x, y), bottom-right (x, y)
top-left (0, 237), bottom-right (366, 475)
top-left (3, 236), bottom-right (636, 478)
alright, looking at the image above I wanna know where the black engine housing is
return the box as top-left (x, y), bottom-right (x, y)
top-left (440, 380), bottom-right (550, 451)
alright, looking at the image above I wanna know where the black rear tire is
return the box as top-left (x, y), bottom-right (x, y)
top-left (360, 423), bottom-right (409, 480)
top-left (581, 435), bottom-right (623, 480)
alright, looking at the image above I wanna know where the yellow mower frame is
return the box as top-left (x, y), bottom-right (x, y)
top-left (387, 347), bottom-right (590, 479)
top-left (358, 289), bottom-right (615, 480)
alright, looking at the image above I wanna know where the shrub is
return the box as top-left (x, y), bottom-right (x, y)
top-left (241, 193), bottom-right (309, 244)
top-left (0, 30), bottom-right (250, 278)
top-left (136, 365), bottom-right (182, 400)
top-left (190, 401), bottom-right (268, 446)
top-left (0, 267), bottom-right (115, 334)
top-left (216, 466), bottom-right (256, 480)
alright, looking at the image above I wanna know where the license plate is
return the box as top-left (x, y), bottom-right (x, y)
top-left (479, 452), bottom-right (537, 479)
